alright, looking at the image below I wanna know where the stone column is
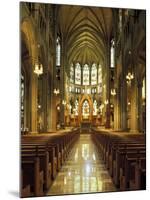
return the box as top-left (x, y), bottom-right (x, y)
top-left (60, 39), bottom-right (65, 126)
top-left (130, 78), bottom-right (138, 133)
top-left (137, 82), bottom-right (143, 132)
top-left (114, 87), bottom-right (121, 130)
top-left (120, 78), bottom-right (128, 131)
top-left (105, 46), bottom-right (110, 129)
top-left (30, 50), bottom-right (38, 134)
top-left (42, 71), bottom-right (48, 132)
top-left (49, 55), bottom-right (57, 132)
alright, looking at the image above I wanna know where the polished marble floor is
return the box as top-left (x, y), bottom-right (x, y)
top-left (47, 134), bottom-right (116, 196)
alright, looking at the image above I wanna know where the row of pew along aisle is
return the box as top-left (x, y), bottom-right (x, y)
top-left (91, 129), bottom-right (146, 191)
top-left (21, 129), bottom-right (79, 197)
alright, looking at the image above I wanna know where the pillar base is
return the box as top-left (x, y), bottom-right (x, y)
top-left (47, 129), bottom-right (56, 132)
top-left (130, 129), bottom-right (140, 134)
top-left (30, 131), bottom-right (39, 135)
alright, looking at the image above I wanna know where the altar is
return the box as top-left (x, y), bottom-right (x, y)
top-left (80, 121), bottom-right (91, 133)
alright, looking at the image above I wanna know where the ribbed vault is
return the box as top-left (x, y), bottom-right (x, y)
top-left (57, 5), bottom-right (113, 66)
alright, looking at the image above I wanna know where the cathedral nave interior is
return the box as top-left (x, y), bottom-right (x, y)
top-left (20, 2), bottom-right (146, 197)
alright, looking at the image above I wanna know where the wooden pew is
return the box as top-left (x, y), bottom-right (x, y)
top-left (21, 129), bottom-right (80, 197)
top-left (21, 145), bottom-right (52, 191)
top-left (110, 143), bottom-right (145, 177)
top-left (22, 140), bottom-right (58, 179)
top-left (21, 155), bottom-right (44, 197)
top-left (120, 151), bottom-right (146, 190)
top-left (129, 157), bottom-right (146, 190)
top-left (113, 146), bottom-right (145, 187)
top-left (91, 129), bottom-right (146, 191)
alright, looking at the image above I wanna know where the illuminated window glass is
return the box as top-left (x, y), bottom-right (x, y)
top-left (82, 100), bottom-right (90, 119)
top-left (82, 88), bottom-right (85, 94)
top-left (142, 78), bottom-right (146, 99)
top-left (93, 100), bottom-right (97, 115)
top-left (56, 37), bottom-right (61, 66)
top-left (110, 39), bottom-right (115, 68)
top-left (119, 9), bottom-right (122, 33)
top-left (70, 63), bottom-right (74, 83)
top-left (78, 88), bottom-right (81, 94)
top-left (21, 74), bottom-right (25, 130)
top-left (98, 65), bottom-right (102, 84)
top-left (75, 100), bottom-right (79, 116)
top-left (69, 86), bottom-right (72, 92)
top-left (75, 63), bottom-right (81, 85)
top-left (87, 88), bottom-right (91, 94)
top-left (97, 84), bottom-right (102, 94)
top-left (83, 64), bottom-right (89, 85)
top-left (91, 63), bottom-right (97, 85)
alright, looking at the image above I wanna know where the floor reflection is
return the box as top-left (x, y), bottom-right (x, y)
top-left (47, 134), bottom-right (116, 195)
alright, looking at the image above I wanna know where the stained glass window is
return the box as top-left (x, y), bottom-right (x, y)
top-left (70, 63), bottom-right (74, 83)
top-left (97, 85), bottom-right (102, 94)
top-left (75, 63), bottom-right (81, 85)
top-left (21, 74), bottom-right (25, 130)
top-left (110, 39), bottom-right (115, 68)
top-left (91, 63), bottom-right (97, 85)
top-left (75, 100), bottom-right (79, 116)
top-left (93, 100), bottom-right (97, 115)
top-left (119, 9), bottom-right (122, 33)
top-left (82, 100), bottom-right (90, 119)
top-left (56, 37), bottom-right (61, 66)
top-left (98, 64), bottom-right (102, 84)
top-left (142, 78), bottom-right (146, 99)
top-left (83, 64), bottom-right (89, 85)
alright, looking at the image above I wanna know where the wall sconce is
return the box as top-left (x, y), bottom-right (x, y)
top-left (104, 100), bottom-right (109, 105)
top-left (57, 105), bottom-right (60, 111)
top-left (111, 88), bottom-right (116, 96)
top-left (53, 88), bottom-right (60, 95)
top-left (128, 102), bottom-right (131, 106)
top-left (34, 62), bottom-right (43, 76)
top-left (110, 104), bottom-right (114, 108)
top-left (38, 104), bottom-right (41, 109)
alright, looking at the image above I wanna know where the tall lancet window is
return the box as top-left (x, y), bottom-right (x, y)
top-left (75, 63), bottom-right (81, 85)
top-left (56, 37), bottom-right (61, 66)
top-left (75, 99), bottom-right (79, 116)
top-left (119, 9), bottom-right (122, 33)
top-left (98, 64), bottom-right (103, 94)
top-left (93, 100), bottom-right (97, 116)
top-left (83, 64), bottom-right (89, 85)
top-left (70, 63), bottom-right (74, 83)
top-left (21, 74), bottom-right (25, 130)
top-left (110, 39), bottom-right (115, 68)
top-left (98, 64), bottom-right (102, 84)
top-left (82, 100), bottom-right (90, 119)
top-left (91, 63), bottom-right (97, 85)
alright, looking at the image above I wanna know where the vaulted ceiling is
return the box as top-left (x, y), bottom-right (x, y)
top-left (57, 5), bottom-right (113, 65)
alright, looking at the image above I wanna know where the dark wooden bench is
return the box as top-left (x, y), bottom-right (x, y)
top-left (21, 145), bottom-right (52, 190)
top-left (21, 130), bottom-right (80, 197)
top-left (91, 129), bottom-right (146, 191)
top-left (21, 155), bottom-right (44, 197)
top-left (120, 152), bottom-right (146, 190)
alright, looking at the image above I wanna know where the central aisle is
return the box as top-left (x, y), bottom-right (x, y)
top-left (47, 134), bottom-right (116, 196)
